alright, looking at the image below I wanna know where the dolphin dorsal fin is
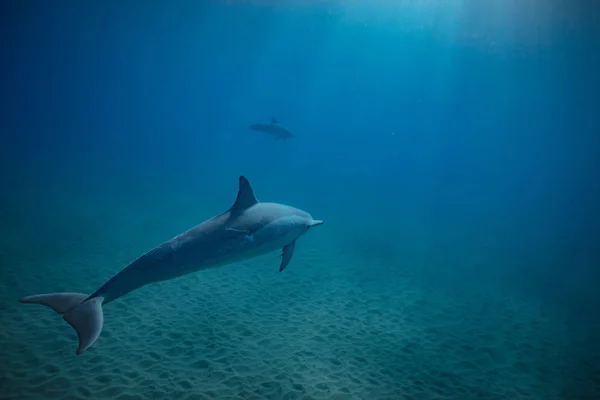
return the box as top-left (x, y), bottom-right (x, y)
top-left (271, 117), bottom-right (278, 124)
top-left (231, 176), bottom-right (259, 211)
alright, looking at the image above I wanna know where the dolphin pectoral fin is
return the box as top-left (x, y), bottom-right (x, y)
top-left (225, 227), bottom-right (247, 233)
top-left (225, 227), bottom-right (256, 243)
top-left (279, 241), bottom-right (296, 272)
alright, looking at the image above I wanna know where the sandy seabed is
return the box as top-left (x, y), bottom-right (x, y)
top-left (0, 212), bottom-right (599, 400)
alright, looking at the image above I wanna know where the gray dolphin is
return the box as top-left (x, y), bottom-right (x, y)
top-left (249, 117), bottom-right (295, 139)
top-left (19, 176), bottom-right (323, 355)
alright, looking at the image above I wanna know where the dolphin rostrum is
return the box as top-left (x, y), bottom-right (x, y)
top-left (19, 176), bottom-right (323, 355)
top-left (249, 117), bottom-right (295, 139)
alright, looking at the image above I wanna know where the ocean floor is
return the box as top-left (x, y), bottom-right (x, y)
top-left (0, 189), bottom-right (598, 400)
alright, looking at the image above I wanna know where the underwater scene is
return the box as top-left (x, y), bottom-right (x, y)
top-left (0, 1), bottom-right (599, 399)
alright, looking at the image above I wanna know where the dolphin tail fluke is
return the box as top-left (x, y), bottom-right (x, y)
top-left (19, 292), bottom-right (105, 355)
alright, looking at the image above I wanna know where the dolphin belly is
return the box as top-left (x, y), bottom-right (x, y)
top-left (90, 229), bottom-right (283, 304)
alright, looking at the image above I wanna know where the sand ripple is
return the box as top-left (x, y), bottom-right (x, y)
top-left (1, 235), bottom-right (599, 399)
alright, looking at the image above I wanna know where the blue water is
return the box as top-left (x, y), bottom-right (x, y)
top-left (1, 1), bottom-right (599, 399)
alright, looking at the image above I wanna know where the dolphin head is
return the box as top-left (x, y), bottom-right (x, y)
top-left (309, 219), bottom-right (323, 227)
top-left (289, 209), bottom-right (323, 233)
top-left (293, 213), bottom-right (324, 242)
top-left (271, 211), bottom-right (322, 272)
top-left (250, 207), bottom-right (323, 247)
top-left (227, 176), bottom-right (322, 261)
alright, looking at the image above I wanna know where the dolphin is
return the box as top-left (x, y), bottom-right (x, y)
top-left (19, 176), bottom-right (323, 355)
top-left (249, 117), bottom-right (295, 139)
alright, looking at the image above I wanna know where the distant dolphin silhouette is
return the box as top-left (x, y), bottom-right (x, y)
top-left (249, 117), bottom-right (295, 139)
top-left (19, 176), bottom-right (323, 355)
